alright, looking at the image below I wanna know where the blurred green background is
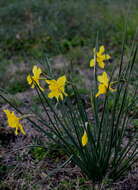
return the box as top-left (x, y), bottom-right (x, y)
top-left (0, 0), bottom-right (137, 94)
top-left (0, 0), bottom-right (138, 58)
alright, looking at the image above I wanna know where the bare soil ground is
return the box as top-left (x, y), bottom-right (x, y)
top-left (0, 59), bottom-right (138, 190)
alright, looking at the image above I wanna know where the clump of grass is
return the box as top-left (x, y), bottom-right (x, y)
top-left (0, 33), bottom-right (137, 190)
top-left (6, 80), bottom-right (29, 94)
top-left (30, 147), bottom-right (47, 161)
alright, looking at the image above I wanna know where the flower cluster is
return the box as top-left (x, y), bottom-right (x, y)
top-left (27, 66), bottom-right (68, 101)
top-left (3, 66), bottom-right (68, 136)
top-left (2, 41), bottom-right (136, 184)
top-left (90, 45), bottom-right (116, 97)
top-left (80, 45), bottom-right (116, 146)
top-left (3, 46), bottom-right (116, 147)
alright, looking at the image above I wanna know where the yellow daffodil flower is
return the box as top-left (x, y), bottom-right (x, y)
top-left (82, 130), bottom-right (88, 147)
top-left (3, 109), bottom-right (26, 135)
top-left (27, 65), bottom-right (44, 91)
top-left (96, 72), bottom-right (116, 97)
top-left (46, 75), bottom-right (67, 101)
top-left (90, 45), bottom-right (111, 69)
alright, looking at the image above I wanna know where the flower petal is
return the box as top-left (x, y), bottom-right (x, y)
top-left (57, 75), bottom-right (67, 86)
top-left (48, 92), bottom-right (55, 99)
top-left (96, 84), bottom-right (107, 97)
top-left (19, 124), bottom-right (26, 135)
top-left (102, 54), bottom-right (111, 60)
top-left (98, 61), bottom-right (105, 69)
top-left (90, 59), bottom-right (95, 67)
top-left (27, 75), bottom-right (32, 85)
top-left (97, 72), bottom-right (109, 86)
top-left (99, 45), bottom-right (105, 54)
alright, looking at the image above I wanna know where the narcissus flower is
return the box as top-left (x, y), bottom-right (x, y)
top-left (27, 65), bottom-right (44, 91)
top-left (96, 72), bottom-right (116, 97)
top-left (46, 75), bottom-right (67, 101)
top-left (82, 130), bottom-right (88, 147)
top-left (90, 45), bottom-right (111, 69)
top-left (3, 109), bottom-right (26, 135)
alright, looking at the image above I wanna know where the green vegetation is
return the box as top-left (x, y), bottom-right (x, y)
top-left (0, 0), bottom-right (138, 58)
top-left (0, 0), bottom-right (137, 189)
